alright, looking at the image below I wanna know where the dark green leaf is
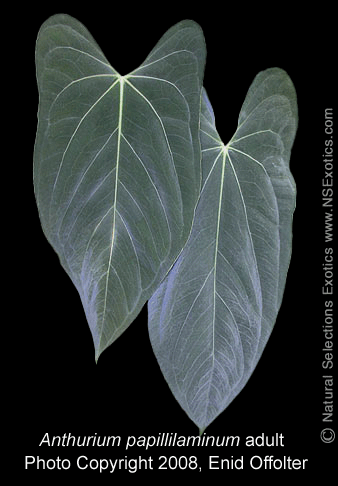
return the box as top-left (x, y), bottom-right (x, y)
top-left (34, 15), bottom-right (206, 359)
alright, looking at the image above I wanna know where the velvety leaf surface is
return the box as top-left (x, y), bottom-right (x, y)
top-left (34, 14), bottom-right (206, 359)
top-left (148, 68), bottom-right (297, 430)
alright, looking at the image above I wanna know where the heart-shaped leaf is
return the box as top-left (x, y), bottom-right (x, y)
top-left (34, 15), bottom-right (206, 359)
top-left (148, 68), bottom-right (297, 430)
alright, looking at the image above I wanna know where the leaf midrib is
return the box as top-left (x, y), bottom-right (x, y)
top-left (97, 73), bottom-right (185, 352)
top-left (198, 133), bottom-right (265, 424)
top-left (100, 78), bottom-right (125, 346)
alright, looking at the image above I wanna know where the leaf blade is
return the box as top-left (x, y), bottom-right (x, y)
top-left (148, 68), bottom-right (297, 429)
top-left (34, 14), bottom-right (206, 359)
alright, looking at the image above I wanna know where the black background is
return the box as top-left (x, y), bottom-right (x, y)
top-left (11, 2), bottom-right (334, 478)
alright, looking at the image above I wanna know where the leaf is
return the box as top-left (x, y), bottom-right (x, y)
top-left (148, 68), bottom-right (298, 430)
top-left (34, 14), bottom-right (206, 359)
